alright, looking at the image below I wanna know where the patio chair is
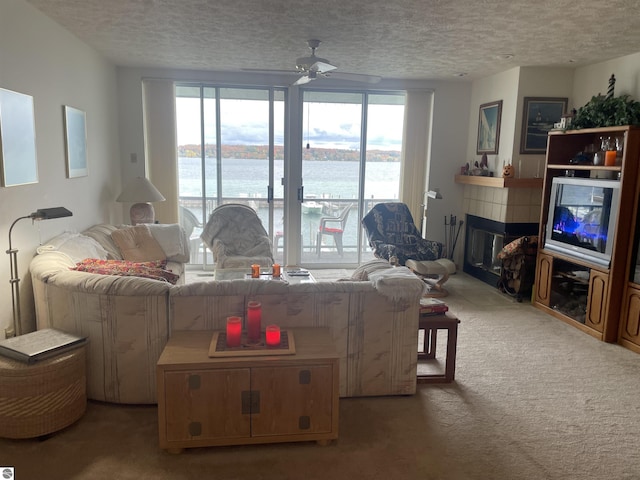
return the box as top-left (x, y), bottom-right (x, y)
top-left (361, 202), bottom-right (455, 296)
top-left (316, 203), bottom-right (353, 256)
top-left (200, 204), bottom-right (274, 268)
top-left (179, 206), bottom-right (203, 264)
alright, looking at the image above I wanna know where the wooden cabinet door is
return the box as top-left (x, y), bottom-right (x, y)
top-left (621, 285), bottom-right (640, 345)
top-left (163, 368), bottom-right (250, 442)
top-left (586, 270), bottom-right (608, 332)
top-left (535, 252), bottom-right (553, 306)
top-left (250, 365), bottom-right (334, 437)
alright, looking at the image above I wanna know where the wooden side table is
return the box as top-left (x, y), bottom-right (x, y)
top-left (417, 313), bottom-right (460, 384)
top-left (0, 345), bottom-right (87, 439)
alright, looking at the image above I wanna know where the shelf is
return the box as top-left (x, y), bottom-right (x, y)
top-left (549, 125), bottom-right (640, 137)
top-left (547, 164), bottom-right (622, 172)
top-left (454, 175), bottom-right (543, 189)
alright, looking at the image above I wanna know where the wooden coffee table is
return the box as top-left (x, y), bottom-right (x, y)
top-left (417, 313), bottom-right (460, 384)
top-left (157, 327), bottom-right (338, 453)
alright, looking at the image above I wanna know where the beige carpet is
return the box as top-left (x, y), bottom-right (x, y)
top-left (3, 273), bottom-right (640, 480)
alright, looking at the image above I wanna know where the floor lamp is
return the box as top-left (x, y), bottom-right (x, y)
top-left (6, 207), bottom-right (72, 337)
top-left (421, 189), bottom-right (443, 237)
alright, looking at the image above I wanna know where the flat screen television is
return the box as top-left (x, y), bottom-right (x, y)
top-left (544, 176), bottom-right (621, 268)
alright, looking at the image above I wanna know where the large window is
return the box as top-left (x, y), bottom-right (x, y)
top-left (176, 85), bottom-right (285, 266)
top-left (176, 85), bottom-right (404, 267)
top-left (300, 90), bottom-right (404, 266)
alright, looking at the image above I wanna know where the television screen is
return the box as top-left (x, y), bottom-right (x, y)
top-left (545, 177), bottom-right (620, 268)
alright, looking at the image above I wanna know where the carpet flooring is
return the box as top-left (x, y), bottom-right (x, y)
top-left (2, 273), bottom-right (640, 480)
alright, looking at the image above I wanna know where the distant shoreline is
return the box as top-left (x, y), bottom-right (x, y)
top-left (178, 144), bottom-right (401, 162)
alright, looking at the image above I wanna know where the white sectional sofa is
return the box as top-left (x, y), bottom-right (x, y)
top-left (31, 224), bottom-right (425, 404)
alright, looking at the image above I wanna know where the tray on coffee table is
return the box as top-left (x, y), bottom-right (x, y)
top-left (208, 330), bottom-right (296, 357)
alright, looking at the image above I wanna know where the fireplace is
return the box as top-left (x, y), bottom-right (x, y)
top-left (463, 214), bottom-right (539, 286)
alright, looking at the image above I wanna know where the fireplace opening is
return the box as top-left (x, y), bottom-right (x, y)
top-left (463, 214), bottom-right (538, 287)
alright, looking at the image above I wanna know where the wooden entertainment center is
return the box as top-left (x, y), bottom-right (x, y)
top-left (533, 126), bottom-right (640, 353)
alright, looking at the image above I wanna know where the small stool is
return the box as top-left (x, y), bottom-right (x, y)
top-left (417, 313), bottom-right (460, 383)
top-left (0, 345), bottom-right (87, 439)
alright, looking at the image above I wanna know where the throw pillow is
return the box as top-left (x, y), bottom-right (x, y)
top-left (83, 224), bottom-right (124, 260)
top-left (71, 258), bottom-right (180, 284)
top-left (111, 225), bottom-right (166, 262)
top-left (350, 258), bottom-right (394, 281)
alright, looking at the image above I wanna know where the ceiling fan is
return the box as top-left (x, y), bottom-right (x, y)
top-left (244, 39), bottom-right (381, 86)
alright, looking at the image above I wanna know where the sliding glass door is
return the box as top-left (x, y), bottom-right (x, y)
top-left (299, 90), bottom-right (405, 266)
top-left (175, 85), bottom-right (285, 267)
top-left (176, 84), bottom-right (404, 268)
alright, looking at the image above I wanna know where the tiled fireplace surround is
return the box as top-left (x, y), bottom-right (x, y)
top-left (460, 183), bottom-right (542, 286)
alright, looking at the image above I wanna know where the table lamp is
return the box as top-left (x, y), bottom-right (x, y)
top-left (6, 207), bottom-right (73, 337)
top-left (116, 176), bottom-right (165, 225)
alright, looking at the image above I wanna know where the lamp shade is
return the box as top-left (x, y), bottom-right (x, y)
top-left (116, 177), bottom-right (165, 203)
top-left (116, 177), bottom-right (165, 225)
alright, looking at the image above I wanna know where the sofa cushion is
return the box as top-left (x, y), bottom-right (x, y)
top-left (71, 258), bottom-right (180, 284)
top-left (350, 259), bottom-right (393, 281)
top-left (111, 225), bottom-right (166, 262)
top-left (83, 224), bottom-right (124, 260)
top-left (145, 224), bottom-right (190, 263)
top-left (38, 231), bottom-right (109, 263)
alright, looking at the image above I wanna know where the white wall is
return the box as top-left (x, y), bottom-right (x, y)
top-left (466, 67), bottom-right (520, 175)
top-left (0, 0), bottom-right (120, 337)
top-left (573, 52), bottom-right (640, 108)
top-left (116, 68), bottom-right (472, 252)
top-left (515, 67), bottom-right (574, 178)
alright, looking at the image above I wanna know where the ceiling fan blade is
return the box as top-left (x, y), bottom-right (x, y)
top-left (326, 72), bottom-right (382, 84)
top-left (310, 61), bottom-right (337, 74)
top-left (241, 68), bottom-right (300, 75)
top-left (292, 75), bottom-right (313, 86)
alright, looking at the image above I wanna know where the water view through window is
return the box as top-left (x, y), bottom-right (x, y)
top-left (176, 85), bottom-right (404, 267)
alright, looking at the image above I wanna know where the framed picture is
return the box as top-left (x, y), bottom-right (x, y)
top-left (476, 100), bottom-right (503, 155)
top-left (64, 105), bottom-right (88, 178)
top-left (520, 97), bottom-right (568, 154)
top-left (0, 88), bottom-right (38, 187)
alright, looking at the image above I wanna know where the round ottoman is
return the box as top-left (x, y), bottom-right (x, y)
top-left (0, 345), bottom-right (86, 439)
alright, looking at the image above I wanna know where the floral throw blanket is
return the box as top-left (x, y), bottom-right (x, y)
top-left (71, 259), bottom-right (180, 285)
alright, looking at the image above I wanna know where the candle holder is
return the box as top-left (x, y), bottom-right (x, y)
top-left (265, 324), bottom-right (281, 346)
top-left (251, 264), bottom-right (260, 278)
top-left (272, 263), bottom-right (281, 278)
top-left (247, 301), bottom-right (262, 343)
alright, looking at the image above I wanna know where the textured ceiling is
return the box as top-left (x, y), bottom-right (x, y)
top-left (24, 0), bottom-right (640, 81)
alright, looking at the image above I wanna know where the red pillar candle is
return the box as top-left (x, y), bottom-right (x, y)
top-left (251, 264), bottom-right (260, 278)
top-left (272, 263), bottom-right (281, 278)
top-left (247, 301), bottom-right (262, 342)
top-left (265, 324), bottom-right (281, 346)
top-left (226, 316), bottom-right (242, 348)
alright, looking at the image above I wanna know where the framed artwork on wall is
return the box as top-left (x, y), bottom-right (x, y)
top-left (476, 100), bottom-right (503, 155)
top-left (64, 105), bottom-right (88, 178)
top-left (520, 97), bottom-right (568, 154)
top-left (0, 88), bottom-right (38, 187)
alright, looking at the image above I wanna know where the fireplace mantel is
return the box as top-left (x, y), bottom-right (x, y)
top-left (454, 175), bottom-right (543, 189)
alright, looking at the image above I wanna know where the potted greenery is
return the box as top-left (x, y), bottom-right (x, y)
top-left (571, 93), bottom-right (640, 129)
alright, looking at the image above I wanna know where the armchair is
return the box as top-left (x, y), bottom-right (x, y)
top-left (362, 202), bottom-right (455, 296)
top-left (200, 204), bottom-right (274, 268)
